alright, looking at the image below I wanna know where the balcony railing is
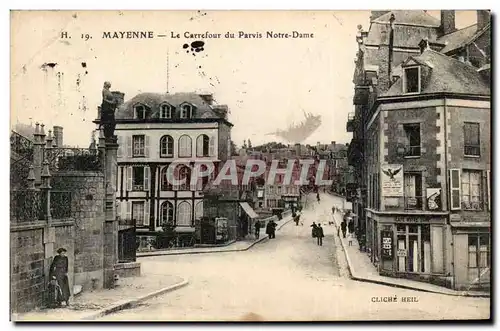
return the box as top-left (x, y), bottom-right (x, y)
top-left (464, 145), bottom-right (481, 157)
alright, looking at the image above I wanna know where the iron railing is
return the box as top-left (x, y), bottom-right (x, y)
top-left (50, 191), bottom-right (72, 219)
top-left (10, 190), bottom-right (44, 223)
top-left (10, 131), bottom-right (34, 162)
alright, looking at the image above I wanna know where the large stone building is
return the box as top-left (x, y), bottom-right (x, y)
top-left (112, 92), bottom-right (233, 245)
top-left (347, 10), bottom-right (491, 290)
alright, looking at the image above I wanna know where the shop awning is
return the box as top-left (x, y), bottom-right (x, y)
top-left (239, 202), bottom-right (259, 219)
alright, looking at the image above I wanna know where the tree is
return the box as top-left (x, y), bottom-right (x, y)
top-left (247, 139), bottom-right (252, 149)
top-left (230, 140), bottom-right (238, 156)
top-left (243, 140), bottom-right (247, 149)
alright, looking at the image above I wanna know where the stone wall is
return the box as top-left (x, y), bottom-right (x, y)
top-left (51, 171), bottom-right (106, 290)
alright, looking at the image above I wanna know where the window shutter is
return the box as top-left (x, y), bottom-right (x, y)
top-left (126, 201), bottom-right (131, 220)
top-left (117, 135), bottom-right (123, 158)
top-left (209, 136), bottom-right (216, 157)
top-left (126, 136), bottom-right (132, 158)
top-left (126, 166), bottom-right (133, 191)
top-left (144, 202), bottom-right (150, 226)
top-left (144, 135), bottom-right (150, 158)
top-left (449, 169), bottom-right (461, 210)
top-left (196, 136), bottom-right (203, 157)
top-left (120, 201), bottom-right (125, 220)
top-left (144, 166), bottom-right (150, 192)
top-left (487, 170), bottom-right (491, 211)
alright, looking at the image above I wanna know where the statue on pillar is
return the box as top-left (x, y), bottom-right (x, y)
top-left (100, 81), bottom-right (117, 141)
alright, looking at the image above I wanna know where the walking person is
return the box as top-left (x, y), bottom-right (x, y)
top-left (348, 218), bottom-right (355, 235)
top-left (311, 222), bottom-right (318, 239)
top-left (340, 219), bottom-right (347, 238)
top-left (316, 224), bottom-right (324, 246)
top-left (266, 219), bottom-right (277, 239)
top-left (49, 248), bottom-right (70, 307)
top-left (254, 220), bottom-right (261, 239)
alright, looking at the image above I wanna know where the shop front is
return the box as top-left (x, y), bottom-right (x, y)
top-left (368, 211), bottom-right (450, 286)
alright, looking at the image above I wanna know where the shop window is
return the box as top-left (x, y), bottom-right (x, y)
top-left (396, 224), bottom-right (431, 274)
top-left (461, 170), bottom-right (482, 210)
top-left (468, 234), bottom-right (490, 286)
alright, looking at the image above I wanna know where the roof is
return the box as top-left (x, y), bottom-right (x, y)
top-left (437, 24), bottom-right (480, 54)
top-left (372, 10), bottom-right (441, 27)
top-left (115, 92), bottom-right (225, 120)
top-left (382, 49), bottom-right (490, 97)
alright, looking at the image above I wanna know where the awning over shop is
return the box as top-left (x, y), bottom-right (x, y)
top-left (239, 202), bottom-right (259, 219)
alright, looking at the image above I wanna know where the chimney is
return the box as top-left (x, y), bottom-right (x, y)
top-left (199, 94), bottom-right (214, 105)
top-left (419, 38), bottom-right (431, 54)
top-left (477, 10), bottom-right (490, 31)
top-left (53, 126), bottom-right (63, 147)
top-left (111, 91), bottom-right (125, 106)
top-left (370, 10), bottom-right (390, 21)
top-left (440, 10), bottom-right (456, 36)
top-left (213, 105), bottom-right (228, 120)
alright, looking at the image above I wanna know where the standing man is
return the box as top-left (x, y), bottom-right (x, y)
top-left (254, 220), bottom-right (261, 239)
top-left (348, 217), bottom-right (355, 235)
top-left (340, 219), bottom-right (347, 238)
top-left (317, 224), bottom-right (324, 246)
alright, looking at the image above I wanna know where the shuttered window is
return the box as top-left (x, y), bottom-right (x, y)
top-left (449, 169), bottom-right (461, 210)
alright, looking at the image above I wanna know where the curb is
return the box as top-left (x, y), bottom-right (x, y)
top-left (137, 215), bottom-right (297, 258)
top-left (80, 278), bottom-right (190, 321)
top-left (331, 211), bottom-right (489, 298)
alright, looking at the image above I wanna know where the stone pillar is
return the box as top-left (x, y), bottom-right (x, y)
top-left (103, 133), bottom-right (119, 288)
top-left (40, 159), bottom-right (55, 288)
top-left (32, 123), bottom-right (44, 187)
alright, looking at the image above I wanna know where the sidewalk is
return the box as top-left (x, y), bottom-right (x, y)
top-left (330, 209), bottom-right (489, 298)
top-left (137, 213), bottom-right (297, 258)
top-left (13, 273), bottom-right (188, 322)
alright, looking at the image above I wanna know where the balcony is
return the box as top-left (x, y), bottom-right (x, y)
top-left (346, 112), bottom-right (356, 132)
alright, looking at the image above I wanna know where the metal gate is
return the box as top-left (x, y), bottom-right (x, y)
top-left (118, 227), bottom-right (136, 263)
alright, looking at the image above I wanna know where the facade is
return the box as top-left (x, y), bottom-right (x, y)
top-left (347, 10), bottom-right (491, 290)
top-left (111, 92), bottom-right (233, 243)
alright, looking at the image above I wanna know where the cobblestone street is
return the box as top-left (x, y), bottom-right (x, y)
top-left (99, 194), bottom-right (490, 321)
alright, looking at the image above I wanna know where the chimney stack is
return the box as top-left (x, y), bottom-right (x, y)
top-left (199, 94), bottom-right (214, 105)
top-left (440, 10), bottom-right (456, 36)
top-left (477, 10), bottom-right (490, 31)
top-left (53, 126), bottom-right (63, 147)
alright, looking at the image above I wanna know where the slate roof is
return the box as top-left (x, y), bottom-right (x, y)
top-left (115, 92), bottom-right (224, 120)
top-left (382, 49), bottom-right (490, 97)
top-left (372, 10), bottom-right (441, 27)
top-left (437, 24), bottom-right (480, 54)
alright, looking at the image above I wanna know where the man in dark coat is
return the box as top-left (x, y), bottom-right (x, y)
top-left (311, 222), bottom-right (318, 238)
top-left (316, 224), bottom-right (325, 246)
top-left (254, 220), bottom-right (261, 239)
top-left (348, 219), bottom-right (355, 234)
top-left (49, 248), bottom-right (70, 306)
top-left (340, 220), bottom-right (347, 238)
top-left (266, 220), bottom-right (277, 239)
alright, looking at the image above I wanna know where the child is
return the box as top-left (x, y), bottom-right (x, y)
top-left (348, 232), bottom-right (354, 246)
top-left (47, 276), bottom-right (63, 308)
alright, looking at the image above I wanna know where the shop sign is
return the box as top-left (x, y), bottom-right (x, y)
top-left (426, 188), bottom-right (442, 210)
top-left (381, 164), bottom-right (404, 197)
top-left (449, 214), bottom-right (461, 222)
top-left (395, 216), bottom-right (429, 223)
top-left (397, 249), bottom-right (407, 257)
top-left (381, 230), bottom-right (393, 259)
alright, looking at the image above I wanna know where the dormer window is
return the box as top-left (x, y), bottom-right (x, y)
top-left (160, 104), bottom-right (172, 119)
top-left (134, 104), bottom-right (148, 120)
top-left (403, 66), bottom-right (420, 94)
top-left (180, 104), bottom-right (193, 119)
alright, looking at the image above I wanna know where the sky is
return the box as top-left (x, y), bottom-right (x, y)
top-left (10, 10), bottom-right (477, 148)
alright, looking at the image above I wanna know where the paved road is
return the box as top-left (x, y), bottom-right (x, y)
top-left (99, 193), bottom-right (490, 321)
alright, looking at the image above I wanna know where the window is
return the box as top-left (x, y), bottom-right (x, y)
top-left (132, 135), bottom-right (145, 157)
top-left (180, 104), bottom-right (193, 119)
top-left (178, 135), bottom-right (192, 158)
top-left (195, 201), bottom-right (203, 220)
top-left (464, 122), bottom-right (480, 156)
top-left (403, 123), bottom-right (421, 157)
top-left (176, 165), bottom-right (192, 191)
top-left (396, 224), bottom-right (431, 273)
top-left (134, 105), bottom-right (147, 119)
top-left (404, 67), bottom-right (420, 93)
top-left (196, 134), bottom-right (210, 157)
top-left (461, 170), bottom-right (482, 210)
top-left (160, 135), bottom-right (174, 157)
top-left (404, 173), bottom-right (423, 210)
top-left (159, 201), bottom-right (174, 227)
top-left (160, 104), bottom-right (172, 119)
top-left (468, 234), bottom-right (490, 286)
top-left (177, 201), bottom-right (192, 226)
top-left (161, 166), bottom-right (172, 191)
top-left (132, 201), bottom-right (145, 226)
top-left (132, 167), bottom-right (144, 191)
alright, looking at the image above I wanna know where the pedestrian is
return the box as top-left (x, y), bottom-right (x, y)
top-left (317, 224), bottom-right (324, 246)
top-left (46, 276), bottom-right (63, 308)
top-left (49, 248), bottom-right (70, 307)
top-left (254, 220), bottom-right (261, 239)
top-left (311, 222), bottom-right (318, 239)
top-left (316, 192), bottom-right (321, 203)
top-left (266, 219), bottom-right (277, 239)
top-left (340, 219), bottom-right (347, 238)
top-left (348, 218), bottom-right (355, 234)
top-left (348, 232), bottom-right (354, 246)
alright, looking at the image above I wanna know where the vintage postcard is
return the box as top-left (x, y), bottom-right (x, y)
top-left (10, 10), bottom-right (491, 322)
